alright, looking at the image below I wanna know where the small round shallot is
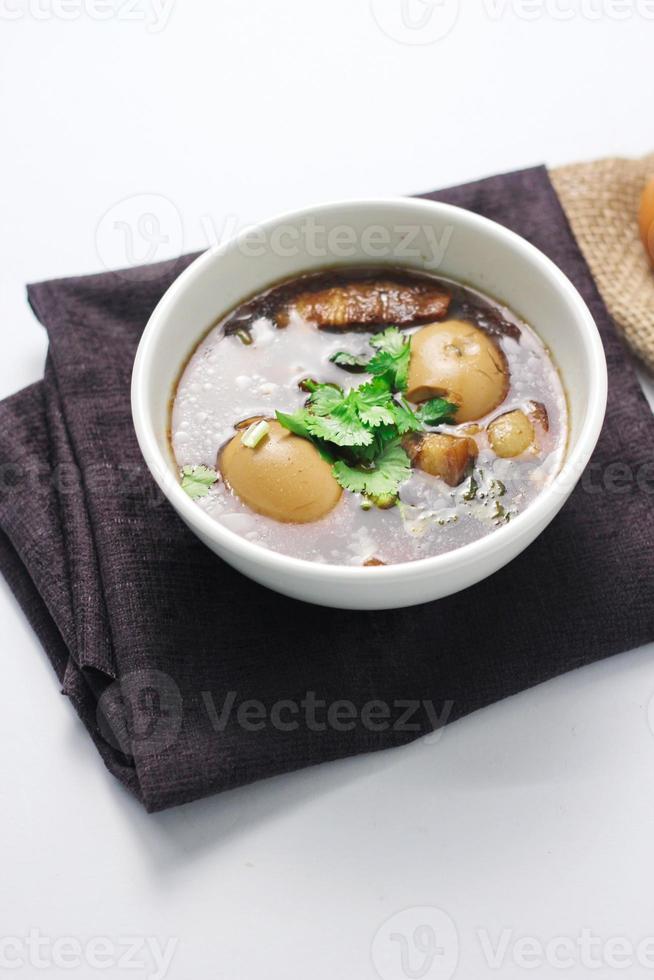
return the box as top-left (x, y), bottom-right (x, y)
top-left (487, 410), bottom-right (535, 459)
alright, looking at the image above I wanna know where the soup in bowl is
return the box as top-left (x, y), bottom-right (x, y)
top-left (132, 199), bottom-right (607, 609)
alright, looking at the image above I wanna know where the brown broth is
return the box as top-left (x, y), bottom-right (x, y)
top-left (171, 268), bottom-right (568, 566)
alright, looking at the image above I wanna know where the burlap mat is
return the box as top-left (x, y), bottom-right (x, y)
top-left (550, 154), bottom-right (654, 374)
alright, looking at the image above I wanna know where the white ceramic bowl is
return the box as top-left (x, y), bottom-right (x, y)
top-left (132, 199), bottom-right (607, 610)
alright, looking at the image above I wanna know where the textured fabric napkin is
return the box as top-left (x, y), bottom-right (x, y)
top-left (551, 153), bottom-right (654, 372)
top-left (1, 165), bottom-right (653, 812)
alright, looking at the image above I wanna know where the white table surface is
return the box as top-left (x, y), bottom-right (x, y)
top-left (2, 4), bottom-right (654, 978)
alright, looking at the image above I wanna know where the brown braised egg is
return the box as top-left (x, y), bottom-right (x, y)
top-left (220, 420), bottom-right (341, 523)
top-left (639, 176), bottom-right (654, 267)
top-left (406, 320), bottom-right (509, 422)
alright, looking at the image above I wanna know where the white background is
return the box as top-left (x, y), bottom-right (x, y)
top-left (1, 2), bottom-right (654, 978)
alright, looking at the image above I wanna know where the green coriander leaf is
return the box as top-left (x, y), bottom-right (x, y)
top-left (353, 379), bottom-right (394, 413)
top-left (369, 326), bottom-right (406, 356)
top-left (355, 375), bottom-right (395, 401)
top-left (276, 408), bottom-right (312, 439)
top-left (366, 349), bottom-right (400, 375)
top-left (389, 397), bottom-right (421, 435)
top-left (350, 378), bottom-right (397, 429)
top-left (305, 383), bottom-right (393, 448)
top-left (181, 464), bottom-right (218, 499)
top-left (275, 410), bottom-right (335, 462)
top-left (367, 327), bottom-right (411, 391)
top-left (328, 327), bottom-right (412, 391)
top-left (392, 349), bottom-right (411, 391)
top-left (414, 397), bottom-right (459, 425)
top-left (306, 383), bottom-right (344, 416)
top-left (350, 423), bottom-right (399, 464)
top-left (329, 351), bottom-right (369, 373)
top-left (305, 407), bottom-right (374, 447)
top-left (332, 441), bottom-right (412, 499)
top-left (358, 404), bottom-right (396, 427)
top-left (331, 461), bottom-right (373, 495)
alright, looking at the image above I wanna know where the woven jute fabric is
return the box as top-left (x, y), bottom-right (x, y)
top-left (551, 153), bottom-right (654, 373)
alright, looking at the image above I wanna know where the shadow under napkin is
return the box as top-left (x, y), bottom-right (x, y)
top-left (0, 166), bottom-right (652, 812)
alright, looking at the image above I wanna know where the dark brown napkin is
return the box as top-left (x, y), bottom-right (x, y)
top-left (1, 166), bottom-right (653, 812)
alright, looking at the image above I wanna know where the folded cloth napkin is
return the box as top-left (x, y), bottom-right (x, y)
top-left (1, 165), bottom-right (653, 812)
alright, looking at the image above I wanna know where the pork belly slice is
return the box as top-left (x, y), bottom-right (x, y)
top-left (276, 281), bottom-right (451, 330)
top-left (403, 432), bottom-right (478, 487)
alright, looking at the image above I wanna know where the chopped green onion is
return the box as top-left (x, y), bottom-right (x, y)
top-left (241, 419), bottom-right (270, 448)
top-left (236, 328), bottom-right (253, 345)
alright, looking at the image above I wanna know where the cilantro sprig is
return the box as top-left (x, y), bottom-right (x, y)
top-left (181, 464), bottom-right (218, 499)
top-left (276, 327), bottom-right (459, 507)
top-left (331, 326), bottom-right (411, 391)
top-left (332, 440), bottom-right (412, 504)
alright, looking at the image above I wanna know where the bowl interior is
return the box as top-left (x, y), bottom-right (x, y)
top-left (133, 197), bottom-right (606, 596)
top-left (138, 200), bottom-right (602, 492)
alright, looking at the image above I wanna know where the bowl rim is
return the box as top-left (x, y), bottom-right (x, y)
top-left (131, 196), bottom-right (608, 584)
